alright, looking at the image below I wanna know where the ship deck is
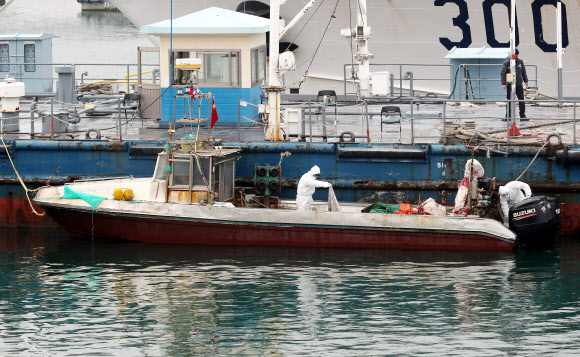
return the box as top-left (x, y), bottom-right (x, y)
top-left (2, 99), bottom-right (578, 146)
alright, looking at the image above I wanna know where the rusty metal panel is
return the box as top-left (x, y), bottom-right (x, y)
top-left (168, 190), bottom-right (209, 204)
top-left (140, 85), bottom-right (161, 120)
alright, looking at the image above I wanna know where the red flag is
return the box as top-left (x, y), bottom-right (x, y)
top-left (509, 122), bottom-right (521, 136)
top-left (211, 97), bottom-right (219, 128)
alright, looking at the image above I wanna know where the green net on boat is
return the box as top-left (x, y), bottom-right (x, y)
top-left (361, 202), bottom-right (399, 214)
top-left (63, 186), bottom-right (107, 210)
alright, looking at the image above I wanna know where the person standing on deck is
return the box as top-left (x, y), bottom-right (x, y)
top-left (501, 49), bottom-right (529, 121)
top-left (296, 165), bottom-right (331, 211)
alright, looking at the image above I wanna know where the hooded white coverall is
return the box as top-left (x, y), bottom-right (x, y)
top-left (499, 181), bottom-right (532, 225)
top-left (296, 165), bottom-right (331, 211)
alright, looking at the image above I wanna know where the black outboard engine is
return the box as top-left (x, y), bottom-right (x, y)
top-left (546, 196), bottom-right (561, 231)
top-left (508, 196), bottom-right (560, 247)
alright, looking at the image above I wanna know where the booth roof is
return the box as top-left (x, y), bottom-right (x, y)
top-left (141, 7), bottom-right (281, 35)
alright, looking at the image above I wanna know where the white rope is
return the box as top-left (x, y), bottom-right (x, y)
top-left (516, 140), bottom-right (550, 181)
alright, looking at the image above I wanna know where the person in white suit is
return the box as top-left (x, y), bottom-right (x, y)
top-left (499, 181), bottom-right (532, 226)
top-left (296, 165), bottom-right (331, 211)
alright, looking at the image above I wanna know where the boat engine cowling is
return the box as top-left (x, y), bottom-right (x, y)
top-left (508, 196), bottom-right (559, 243)
top-left (546, 196), bottom-right (561, 230)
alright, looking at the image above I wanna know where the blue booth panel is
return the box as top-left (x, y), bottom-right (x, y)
top-left (160, 85), bottom-right (262, 126)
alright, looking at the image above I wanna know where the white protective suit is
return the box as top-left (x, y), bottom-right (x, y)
top-left (499, 181), bottom-right (532, 225)
top-left (296, 165), bottom-right (331, 211)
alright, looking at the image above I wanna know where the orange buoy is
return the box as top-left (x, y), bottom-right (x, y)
top-left (114, 188), bottom-right (124, 200)
top-left (123, 188), bottom-right (134, 201)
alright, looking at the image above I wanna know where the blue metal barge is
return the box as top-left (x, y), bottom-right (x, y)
top-left (1, 138), bottom-right (579, 234)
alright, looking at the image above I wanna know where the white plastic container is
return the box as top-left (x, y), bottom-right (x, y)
top-left (0, 78), bottom-right (26, 112)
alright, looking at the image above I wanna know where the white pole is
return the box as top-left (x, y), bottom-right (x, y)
top-left (557, 0), bottom-right (563, 103)
top-left (266, 0), bottom-right (282, 141)
top-left (269, 0), bottom-right (281, 88)
top-left (358, 0), bottom-right (371, 98)
top-left (509, 0), bottom-right (516, 120)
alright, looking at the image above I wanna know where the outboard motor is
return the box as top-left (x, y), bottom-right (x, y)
top-left (509, 196), bottom-right (559, 247)
top-left (546, 196), bottom-right (561, 231)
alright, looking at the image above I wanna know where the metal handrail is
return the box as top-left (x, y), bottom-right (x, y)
top-left (408, 97), bottom-right (577, 146)
top-left (343, 63), bottom-right (454, 100)
top-left (266, 97), bottom-right (578, 147)
top-left (0, 62), bottom-right (159, 95)
top-left (457, 63), bottom-right (538, 100)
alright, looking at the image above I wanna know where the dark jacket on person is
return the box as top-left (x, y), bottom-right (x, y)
top-left (501, 58), bottom-right (528, 88)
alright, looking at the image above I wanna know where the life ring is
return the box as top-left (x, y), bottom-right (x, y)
top-left (339, 131), bottom-right (355, 143)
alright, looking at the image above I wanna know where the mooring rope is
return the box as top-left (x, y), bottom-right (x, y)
top-left (0, 137), bottom-right (46, 216)
top-left (516, 140), bottom-right (551, 181)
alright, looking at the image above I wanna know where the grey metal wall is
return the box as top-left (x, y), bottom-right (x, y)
top-left (140, 85), bottom-right (161, 120)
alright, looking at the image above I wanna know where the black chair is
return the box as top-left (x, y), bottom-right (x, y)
top-left (316, 90), bottom-right (337, 103)
top-left (121, 93), bottom-right (140, 121)
top-left (316, 90), bottom-right (338, 126)
top-left (380, 106), bottom-right (402, 142)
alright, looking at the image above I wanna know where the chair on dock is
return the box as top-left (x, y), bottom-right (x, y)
top-left (380, 106), bottom-right (402, 142)
top-left (317, 90), bottom-right (338, 114)
top-left (121, 93), bottom-right (140, 122)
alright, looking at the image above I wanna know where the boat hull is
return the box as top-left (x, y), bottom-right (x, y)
top-left (39, 204), bottom-right (516, 252)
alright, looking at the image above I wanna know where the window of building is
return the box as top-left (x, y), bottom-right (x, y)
top-left (172, 50), bottom-right (240, 87)
top-left (251, 46), bottom-right (266, 85)
top-left (24, 44), bottom-right (36, 72)
top-left (0, 44), bottom-right (9, 72)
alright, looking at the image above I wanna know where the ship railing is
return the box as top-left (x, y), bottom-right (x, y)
top-left (264, 98), bottom-right (578, 147)
top-left (342, 62), bottom-right (540, 101)
top-left (455, 63), bottom-right (539, 100)
top-left (343, 63), bottom-right (454, 101)
top-left (1, 62), bottom-right (159, 96)
top-left (407, 98), bottom-right (575, 146)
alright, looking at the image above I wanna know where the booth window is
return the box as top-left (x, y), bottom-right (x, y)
top-left (24, 44), bottom-right (36, 72)
top-left (251, 46), bottom-right (266, 85)
top-left (0, 44), bottom-right (9, 72)
top-left (172, 50), bottom-right (240, 87)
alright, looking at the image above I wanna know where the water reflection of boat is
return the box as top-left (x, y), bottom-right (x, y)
top-left (34, 142), bottom-right (517, 251)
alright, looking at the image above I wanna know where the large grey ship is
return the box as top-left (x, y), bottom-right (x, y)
top-left (111, 0), bottom-right (579, 97)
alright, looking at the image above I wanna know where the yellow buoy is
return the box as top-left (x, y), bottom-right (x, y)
top-left (114, 188), bottom-right (124, 200)
top-left (123, 188), bottom-right (134, 201)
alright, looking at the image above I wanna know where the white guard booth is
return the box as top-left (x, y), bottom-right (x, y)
top-left (141, 7), bottom-right (277, 126)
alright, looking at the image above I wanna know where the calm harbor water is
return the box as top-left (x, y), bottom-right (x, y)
top-left (1, 228), bottom-right (579, 356)
top-left (2, 1), bottom-right (580, 356)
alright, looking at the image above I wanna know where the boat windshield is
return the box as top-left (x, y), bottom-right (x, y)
top-left (153, 154), bottom-right (167, 180)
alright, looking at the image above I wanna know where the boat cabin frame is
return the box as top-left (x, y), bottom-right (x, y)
top-left (153, 145), bottom-right (239, 204)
